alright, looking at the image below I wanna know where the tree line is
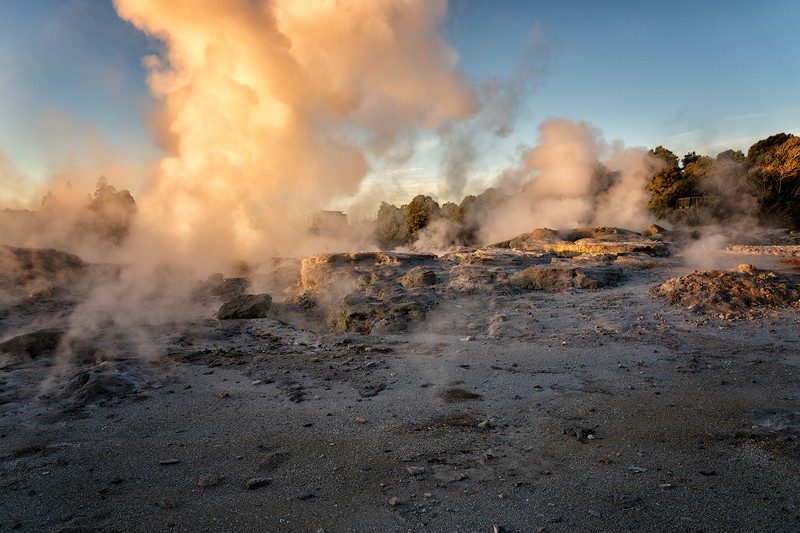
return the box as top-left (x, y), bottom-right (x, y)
top-left (647, 132), bottom-right (800, 227)
top-left (375, 132), bottom-right (800, 249)
top-left (15, 132), bottom-right (798, 251)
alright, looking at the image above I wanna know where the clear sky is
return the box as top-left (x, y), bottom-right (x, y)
top-left (1, 0), bottom-right (799, 205)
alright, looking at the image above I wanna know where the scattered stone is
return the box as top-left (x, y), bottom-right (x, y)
top-left (406, 466), bottom-right (427, 477)
top-left (245, 477), bottom-right (270, 490)
top-left (563, 426), bottom-right (595, 442)
top-left (159, 497), bottom-right (177, 508)
top-left (258, 451), bottom-right (289, 472)
top-left (358, 382), bottom-right (386, 398)
top-left (440, 388), bottom-right (483, 403)
top-left (613, 494), bottom-right (641, 508)
top-left (159, 459), bottom-right (180, 465)
top-left (388, 496), bottom-right (401, 506)
top-left (198, 475), bottom-right (224, 488)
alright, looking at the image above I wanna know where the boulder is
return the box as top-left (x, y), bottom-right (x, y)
top-left (399, 266), bottom-right (437, 288)
top-left (216, 294), bottom-right (272, 319)
top-left (641, 224), bottom-right (668, 238)
top-left (327, 294), bottom-right (384, 334)
top-left (0, 328), bottom-right (65, 361)
top-left (210, 277), bottom-right (250, 300)
top-left (509, 266), bottom-right (624, 291)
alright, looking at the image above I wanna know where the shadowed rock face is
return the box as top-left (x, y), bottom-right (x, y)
top-left (273, 229), bottom-right (671, 333)
top-left (299, 252), bottom-right (436, 292)
top-left (509, 266), bottom-right (625, 291)
top-left (0, 328), bottom-right (65, 361)
top-left (216, 294), bottom-right (273, 319)
top-left (0, 246), bottom-right (88, 300)
top-left (399, 266), bottom-right (437, 288)
top-left (1, 246), bottom-right (86, 272)
top-left (493, 226), bottom-right (670, 257)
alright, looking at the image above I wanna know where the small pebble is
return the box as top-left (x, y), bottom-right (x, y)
top-left (245, 477), bottom-right (270, 490)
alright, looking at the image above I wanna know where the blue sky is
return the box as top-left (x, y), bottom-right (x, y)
top-left (1, 0), bottom-right (798, 203)
top-left (447, 0), bottom-right (800, 153)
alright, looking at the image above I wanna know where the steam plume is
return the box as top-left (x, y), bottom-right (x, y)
top-left (482, 118), bottom-right (655, 243)
top-left (113, 0), bottom-right (477, 268)
top-left (438, 27), bottom-right (550, 200)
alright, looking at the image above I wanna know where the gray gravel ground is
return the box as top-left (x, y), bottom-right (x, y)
top-left (1, 248), bottom-right (799, 532)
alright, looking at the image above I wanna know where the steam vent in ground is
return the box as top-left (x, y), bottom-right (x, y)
top-left (2, 224), bottom-right (799, 531)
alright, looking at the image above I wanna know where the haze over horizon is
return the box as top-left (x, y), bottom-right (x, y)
top-left (1, 0), bottom-right (798, 214)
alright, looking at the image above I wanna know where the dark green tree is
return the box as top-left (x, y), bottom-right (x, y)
top-left (681, 151), bottom-right (700, 168)
top-left (405, 195), bottom-right (440, 236)
top-left (646, 146), bottom-right (693, 216)
top-left (374, 202), bottom-right (408, 249)
top-left (716, 149), bottom-right (745, 163)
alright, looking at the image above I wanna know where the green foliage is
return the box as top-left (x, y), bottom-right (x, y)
top-left (681, 155), bottom-right (713, 181)
top-left (646, 146), bottom-right (695, 216)
top-left (645, 133), bottom-right (800, 228)
top-left (716, 149), bottom-right (745, 163)
top-left (747, 136), bottom-right (800, 227)
top-left (374, 202), bottom-right (408, 249)
top-left (372, 131), bottom-right (800, 248)
top-left (439, 202), bottom-right (462, 222)
top-left (406, 195), bottom-right (440, 236)
top-left (747, 133), bottom-right (793, 165)
top-left (681, 151), bottom-right (700, 168)
top-left (372, 188), bottom-right (510, 250)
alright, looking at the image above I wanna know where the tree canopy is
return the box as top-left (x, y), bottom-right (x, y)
top-left (644, 133), bottom-right (800, 227)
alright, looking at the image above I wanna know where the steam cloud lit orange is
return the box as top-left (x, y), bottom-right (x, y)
top-left (113, 0), bottom-right (477, 267)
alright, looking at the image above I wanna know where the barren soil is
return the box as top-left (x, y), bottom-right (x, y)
top-left (1, 237), bottom-right (799, 533)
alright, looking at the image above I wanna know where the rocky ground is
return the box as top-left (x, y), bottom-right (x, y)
top-left (1, 228), bottom-right (799, 532)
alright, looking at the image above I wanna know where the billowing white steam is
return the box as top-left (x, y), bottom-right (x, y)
top-left (113, 0), bottom-right (478, 269)
top-left (481, 118), bottom-right (655, 243)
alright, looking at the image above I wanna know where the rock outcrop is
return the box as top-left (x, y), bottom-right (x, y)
top-left (216, 294), bottom-right (273, 319)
